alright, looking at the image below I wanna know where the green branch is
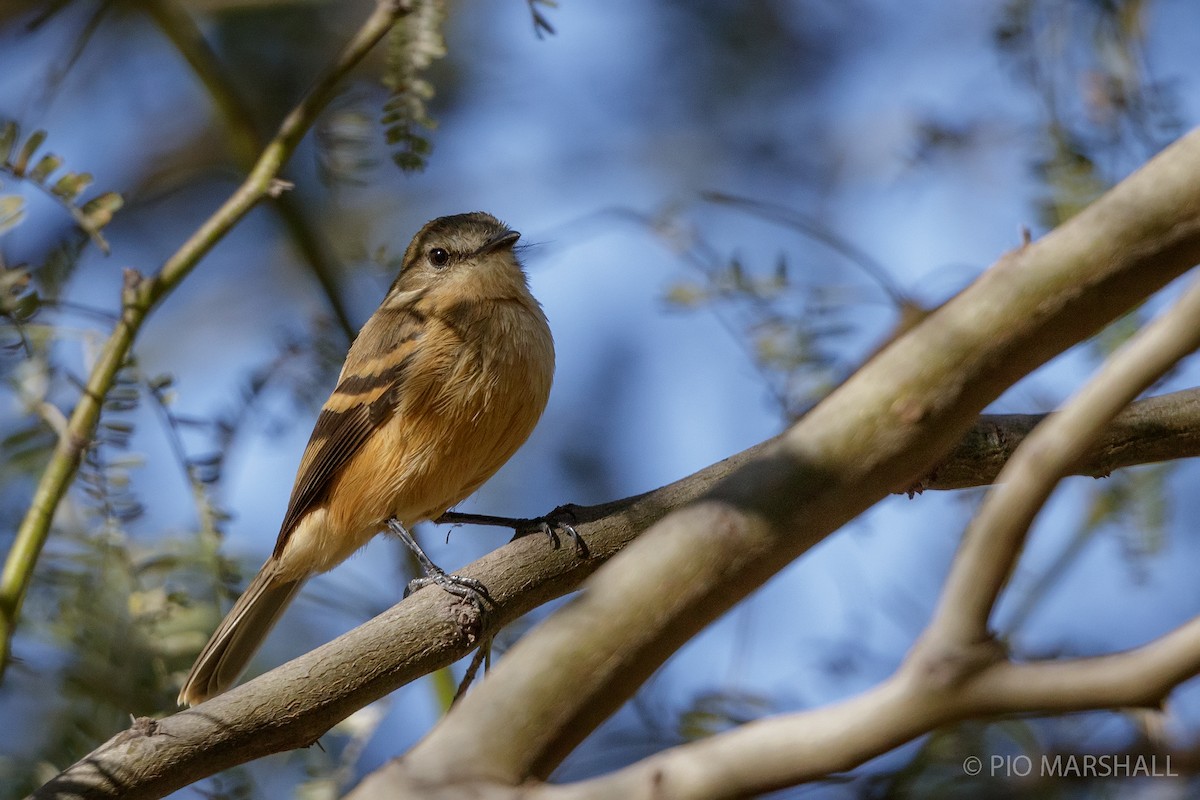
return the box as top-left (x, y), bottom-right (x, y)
top-left (0, 0), bottom-right (412, 680)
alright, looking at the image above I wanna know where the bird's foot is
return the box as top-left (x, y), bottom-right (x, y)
top-left (436, 504), bottom-right (587, 557)
top-left (388, 518), bottom-right (494, 608)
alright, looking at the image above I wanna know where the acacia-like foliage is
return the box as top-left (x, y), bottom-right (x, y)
top-left (0, 121), bottom-right (122, 251)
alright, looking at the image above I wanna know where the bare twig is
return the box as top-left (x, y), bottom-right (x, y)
top-left (911, 388), bottom-right (1200, 491)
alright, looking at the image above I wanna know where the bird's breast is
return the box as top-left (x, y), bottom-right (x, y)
top-left (317, 297), bottom-right (553, 556)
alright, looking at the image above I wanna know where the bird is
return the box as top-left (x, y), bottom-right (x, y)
top-left (177, 212), bottom-right (555, 706)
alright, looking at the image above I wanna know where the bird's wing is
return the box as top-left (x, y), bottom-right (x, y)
top-left (271, 310), bottom-right (425, 558)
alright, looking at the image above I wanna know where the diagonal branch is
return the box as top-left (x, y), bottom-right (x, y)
top-left (0, 0), bottom-right (412, 681)
top-left (931, 275), bottom-right (1200, 645)
top-left (505, 278), bottom-right (1200, 800)
top-left (398, 126), bottom-right (1200, 785)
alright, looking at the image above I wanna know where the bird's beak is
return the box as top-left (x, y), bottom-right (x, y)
top-left (477, 229), bottom-right (521, 255)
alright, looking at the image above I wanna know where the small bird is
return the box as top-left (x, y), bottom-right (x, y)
top-left (178, 212), bottom-right (554, 706)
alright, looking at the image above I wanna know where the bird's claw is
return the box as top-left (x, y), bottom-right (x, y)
top-left (389, 517), bottom-right (494, 608)
top-left (513, 504), bottom-right (587, 557)
top-left (405, 567), bottom-right (493, 609)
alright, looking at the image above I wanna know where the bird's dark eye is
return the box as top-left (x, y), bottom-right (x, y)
top-left (428, 247), bottom-right (450, 267)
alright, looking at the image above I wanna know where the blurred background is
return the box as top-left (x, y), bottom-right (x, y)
top-left (1, 0), bottom-right (1199, 797)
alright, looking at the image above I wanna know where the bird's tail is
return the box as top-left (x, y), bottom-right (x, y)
top-left (177, 563), bottom-right (304, 707)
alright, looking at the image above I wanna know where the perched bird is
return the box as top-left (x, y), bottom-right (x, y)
top-left (178, 212), bottom-right (555, 706)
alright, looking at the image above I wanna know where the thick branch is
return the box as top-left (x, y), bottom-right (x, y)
top-left (400, 127), bottom-right (1200, 785)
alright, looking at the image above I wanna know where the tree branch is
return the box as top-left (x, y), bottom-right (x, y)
top-left (396, 125), bottom-right (1200, 787)
top-left (931, 275), bottom-right (1200, 644)
top-left (915, 388), bottom-right (1200, 491)
top-left (30, 389), bottom-right (1200, 799)
top-left (0, 0), bottom-right (412, 680)
top-left (34, 125), bottom-right (1200, 798)
top-left (518, 228), bottom-right (1200, 800)
top-left (508, 614), bottom-right (1200, 800)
